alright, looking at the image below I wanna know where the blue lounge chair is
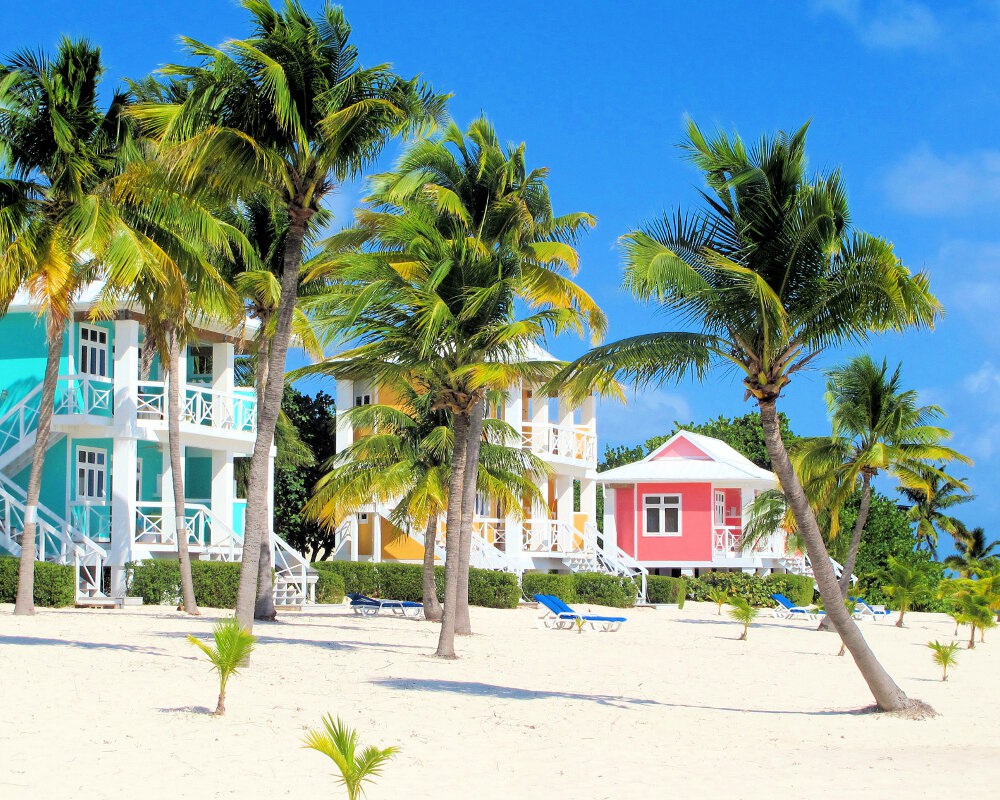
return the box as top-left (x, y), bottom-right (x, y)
top-left (533, 593), bottom-right (627, 632)
top-left (770, 593), bottom-right (824, 621)
top-left (347, 592), bottom-right (423, 618)
top-left (850, 597), bottom-right (892, 622)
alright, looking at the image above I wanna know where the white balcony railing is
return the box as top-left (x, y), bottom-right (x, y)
top-left (712, 525), bottom-right (787, 559)
top-left (521, 422), bottom-right (596, 465)
top-left (136, 382), bottom-right (256, 435)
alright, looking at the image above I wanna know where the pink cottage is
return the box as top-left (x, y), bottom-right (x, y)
top-left (598, 430), bottom-right (798, 577)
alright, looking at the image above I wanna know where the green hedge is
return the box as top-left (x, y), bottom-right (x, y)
top-left (126, 560), bottom-right (242, 608)
top-left (0, 556), bottom-right (75, 607)
top-left (572, 572), bottom-right (637, 608)
top-left (683, 571), bottom-right (816, 607)
top-left (315, 569), bottom-right (345, 604)
top-left (311, 561), bottom-right (518, 609)
top-left (521, 572), bottom-right (577, 603)
top-left (646, 575), bottom-right (686, 608)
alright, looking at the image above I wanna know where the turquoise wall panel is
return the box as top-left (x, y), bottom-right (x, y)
top-left (0, 313), bottom-right (68, 413)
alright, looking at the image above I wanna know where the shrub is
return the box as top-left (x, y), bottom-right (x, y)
top-left (645, 575), bottom-right (686, 608)
top-left (468, 567), bottom-right (520, 609)
top-left (127, 560), bottom-right (241, 608)
top-left (0, 556), bottom-right (75, 607)
top-left (572, 572), bottom-right (636, 608)
top-left (682, 571), bottom-right (816, 608)
top-left (310, 561), bottom-right (381, 597)
top-left (315, 569), bottom-right (346, 604)
top-left (126, 559), bottom-right (181, 605)
top-left (521, 572), bottom-right (577, 603)
top-left (377, 562), bottom-right (424, 603)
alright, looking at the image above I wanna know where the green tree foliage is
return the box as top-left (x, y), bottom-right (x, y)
top-left (926, 640), bottom-right (960, 681)
top-left (881, 556), bottom-right (932, 627)
top-left (187, 616), bottom-right (256, 715)
top-left (728, 597), bottom-right (760, 640)
top-left (304, 716), bottom-right (399, 800)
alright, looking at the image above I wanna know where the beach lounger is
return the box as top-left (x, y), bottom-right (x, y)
top-left (533, 593), bottom-right (627, 632)
top-left (347, 593), bottom-right (423, 618)
top-left (770, 593), bottom-right (824, 621)
top-left (850, 597), bottom-right (892, 621)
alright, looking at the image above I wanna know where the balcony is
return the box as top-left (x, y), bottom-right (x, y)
top-left (521, 422), bottom-right (596, 466)
top-left (712, 525), bottom-right (787, 560)
top-left (136, 381), bottom-right (257, 436)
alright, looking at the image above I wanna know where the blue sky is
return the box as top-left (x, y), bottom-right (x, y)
top-left (3, 1), bottom-right (997, 546)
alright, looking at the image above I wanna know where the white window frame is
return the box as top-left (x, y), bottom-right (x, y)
top-left (642, 493), bottom-right (682, 537)
top-left (358, 512), bottom-right (369, 523)
top-left (75, 446), bottom-right (108, 502)
top-left (78, 324), bottom-right (109, 378)
top-left (715, 490), bottom-right (726, 525)
top-left (354, 393), bottom-right (371, 407)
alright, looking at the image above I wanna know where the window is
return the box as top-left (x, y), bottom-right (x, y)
top-left (354, 394), bottom-right (371, 407)
top-left (189, 347), bottom-right (213, 383)
top-left (76, 448), bottom-right (107, 502)
top-left (643, 494), bottom-right (681, 536)
top-left (358, 513), bottom-right (369, 523)
top-left (715, 491), bottom-right (726, 525)
top-left (79, 325), bottom-right (108, 377)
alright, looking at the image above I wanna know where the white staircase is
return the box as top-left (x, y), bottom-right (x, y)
top-left (575, 522), bottom-right (649, 602)
top-left (780, 554), bottom-right (857, 585)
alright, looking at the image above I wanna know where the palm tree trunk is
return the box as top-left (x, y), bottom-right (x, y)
top-left (167, 324), bottom-right (199, 616)
top-left (215, 687), bottom-right (226, 716)
top-left (14, 315), bottom-right (66, 615)
top-left (818, 471), bottom-right (873, 630)
top-left (455, 398), bottom-right (486, 636)
top-left (436, 411), bottom-right (469, 658)
top-left (253, 321), bottom-right (276, 621)
top-left (139, 333), bottom-right (155, 381)
top-left (968, 625), bottom-right (975, 649)
top-left (422, 513), bottom-right (442, 621)
top-left (235, 215), bottom-right (308, 630)
top-left (896, 609), bottom-right (905, 628)
top-left (759, 399), bottom-right (914, 713)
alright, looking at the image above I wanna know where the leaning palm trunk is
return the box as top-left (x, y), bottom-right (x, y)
top-left (819, 471), bottom-right (873, 631)
top-left (253, 319), bottom-right (276, 621)
top-left (760, 401), bottom-right (912, 712)
top-left (14, 315), bottom-right (66, 615)
top-left (436, 412), bottom-right (470, 657)
top-left (167, 324), bottom-right (200, 616)
top-left (236, 217), bottom-right (309, 629)
top-left (455, 399), bottom-right (487, 636)
top-left (422, 513), bottom-right (442, 621)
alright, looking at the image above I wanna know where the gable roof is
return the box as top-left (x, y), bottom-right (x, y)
top-left (596, 429), bottom-right (777, 486)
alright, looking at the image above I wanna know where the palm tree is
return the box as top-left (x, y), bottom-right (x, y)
top-left (926, 640), bottom-right (960, 681)
top-left (944, 526), bottom-right (999, 578)
top-left (900, 465), bottom-right (973, 558)
top-left (303, 118), bottom-right (604, 656)
top-left (794, 355), bottom-right (969, 604)
top-left (187, 616), bottom-right (256, 715)
top-left (881, 556), bottom-right (931, 627)
top-left (728, 597), bottom-right (759, 640)
top-left (707, 586), bottom-right (728, 615)
top-left (133, 0), bottom-right (446, 629)
top-left (304, 384), bottom-right (547, 621)
top-left (552, 121), bottom-right (939, 712)
top-left (0, 39), bottom-right (147, 614)
top-left (304, 716), bottom-right (398, 800)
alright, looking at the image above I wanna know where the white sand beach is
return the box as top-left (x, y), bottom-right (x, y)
top-left (0, 601), bottom-right (996, 799)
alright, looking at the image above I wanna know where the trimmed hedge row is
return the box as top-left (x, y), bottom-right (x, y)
top-left (684, 572), bottom-right (815, 608)
top-left (311, 561), bottom-right (520, 609)
top-left (126, 560), bottom-right (242, 608)
top-left (521, 571), bottom-right (638, 609)
top-left (521, 573), bottom-right (577, 603)
top-left (646, 575), bottom-right (686, 608)
top-left (315, 570), bottom-right (345, 604)
top-left (0, 556), bottom-right (75, 607)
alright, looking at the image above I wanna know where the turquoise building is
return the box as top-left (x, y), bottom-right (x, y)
top-left (0, 284), bottom-right (313, 605)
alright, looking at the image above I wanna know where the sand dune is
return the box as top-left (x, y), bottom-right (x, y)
top-left (0, 601), bottom-right (995, 799)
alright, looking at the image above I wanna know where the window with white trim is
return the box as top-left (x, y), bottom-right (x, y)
top-left (644, 494), bottom-right (681, 536)
top-left (715, 491), bottom-right (726, 525)
top-left (76, 448), bottom-right (107, 502)
top-left (79, 325), bottom-right (109, 377)
top-left (354, 393), bottom-right (371, 407)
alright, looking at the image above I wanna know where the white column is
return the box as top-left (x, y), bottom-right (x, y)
top-left (267, 447), bottom-right (276, 545)
top-left (372, 513), bottom-right (382, 563)
top-left (555, 475), bottom-right (574, 548)
top-left (580, 478), bottom-right (597, 525)
top-left (504, 381), bottom-right (523, 446)
top-left (212, 341), bottom-right (235, 428)
top-left (602, 483), bottom-right (617, 547)
top-left (350, 514), bottom-right (359, 561)
top-left (211, 452), bottom-right (234, 545)
top-left (581, 394), bottom-right (596, 430)
top-left (110, 319), bottom-right (140, 595)
top-left (530, 386), bottom-right (549, 428)
top-left (335, 378), bottom-right (354, 453)
top-left (161, 445), bottom-right (176, 542)
top-left (529, 476), bottom-right (549, 551)
top-left (557, 396), bottom-right (574, 428)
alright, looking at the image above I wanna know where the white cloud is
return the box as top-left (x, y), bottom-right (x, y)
top-left (927, 241), bottom-right (1000, 318)
top-left (883, 146), bottom-right (1000, 216)
top-left (813, 0), bottom-right (941, 49)
top-left (597, 388), bottom-right (691, 448)
top-left (963, 362), bottom-right (1000, 394)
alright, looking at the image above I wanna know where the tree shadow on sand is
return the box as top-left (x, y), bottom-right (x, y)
top-left (370, 678), bottom-right (878, 717)
top-left (158, 705), bottom-right (213, 715)
top-left (150, 630), bottom-right (425, 654)
top-left (0, 634), bottom-right (170, 657)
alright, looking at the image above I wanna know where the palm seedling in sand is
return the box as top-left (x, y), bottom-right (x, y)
top-left (881, 556), bottom-right (931, 628)
top-left (707, 586), bottom-right (729, 615)
top-left (304, 715), bottom-right (399, 800)
top-left (187, 617), bottom-right (256, 715)
top-left (926, 640), bottom-right (960, 681)
top-left (728, 597), bottom-right (759, 641)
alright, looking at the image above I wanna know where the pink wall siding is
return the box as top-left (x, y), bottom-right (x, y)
top-left (651, 438), bottom-right (709, 460)
top-left (615, 483), bottom-right (713, 561)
